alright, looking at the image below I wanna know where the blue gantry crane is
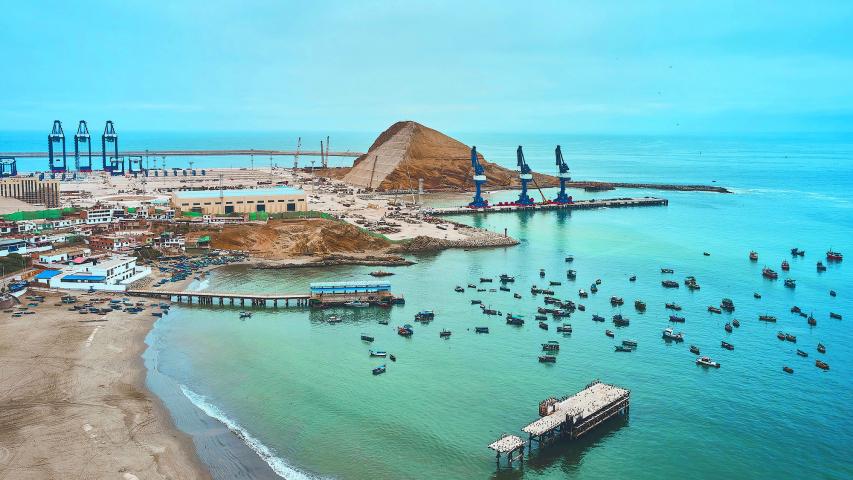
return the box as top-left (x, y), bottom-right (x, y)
top-left (109, 156), bottom-right (125, 176)
top-left (74, 120), bottom-right (93, 172)
top-left (554, 145), bottom-right (572, 204)
top-left (0, 156), bottom-right (17, 177)
top-left (48, 120), bottom-right (67, 172)
top-left (468, 146), bottom-right (489, 208)
top-left (102, 120), bottom-right (118, 172)
top-left (515, 146), bottom-right (535, 205)
top-left (128, 155), bottom-right (144, 175)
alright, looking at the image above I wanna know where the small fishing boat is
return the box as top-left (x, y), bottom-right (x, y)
top-left (777, 331), bottom-right (786, 340)
top-left (622, 339), bottom-right (638, 347)
top-left (783, 366), bottom-right (794, 374)
top-left (549, 281), bottom-right (562, 286)
top-left (471, 299), bottom-right (482, 305)
top-left (696, 356), bottom-right (721, 368)
top-left (415, 310), bottom-right (435, 322)
top-left (592, 314), bottom-right (605, 322)
top-left (662, 280), bottom-right (679, 288)
top-left (721, 341), bottom-right (734, 350)
top-left (499, 274), bottom-right (515, 283)
top-left (759, 314), bottom-right (776, 322)
top-left (480, 277), bottom-right (493, 283)
top-left (796, 349), bottom-right (808, 357)
top-left (538, 321), bottom-right (549, 330)
top-left (808, 315), bottom-right (816, 326)
top-left (557, 324), bottom-right (572, 333)
top-left (614, 345), bottom-right (633, 352)
top-left (565, 255), bottom-right (574, 262)
top-left (721, 298), bottom-right (735, 312)
top-left (542, 341), bottom-right (560, 351)
top-left (378, 318), bottom-right (389, 325)
top-left (817, 342), bottom-right (826, 353)
top-left (703, 252), bottom-right (710, 256)
top-left (506, 315), bottom-right (525, 326)
top-left (514, 293), bottom-right (522, 299)
top-left (830, 312), bottom-right (842, 320)
top-left (389, 354), bottom-right (396, 362)
top-left (791, 247), bottom-right (804, 256)
top-left (439, 329), bottom-right (452, 338)
top-left (690, 345), bottom-right (700, 355)
top-left (369, 350), bottom-right (387, 357)
top-left (361, 333), bottom-right (375, 342)
top-left (629, 275), bottom-right (637, 282)
top-left (826, 250), bottom-right (843, 261)
top-left (567, 270), bottom-right (577, 280)
top-left (475, 326), bottom-right (489, 334)
top-left (781, 260), bottom-right (790, 271)
top-left (634, 300), bottom-right (646, 311)
top-left (239, 311), bottom-right (252, 319)
top-left (708, 306), bottom-right (722, 314)
top-left (732, 318), bottom-right (740, 328)
top-left (785, 333), bottom-right (797, 343)
top-left (499, 286), bottom-right (511, 292)
top-left (669, 315), bottom-right (686, 323)
top-left (539, 355), bottom-right (557, 363)
top-left (454, 286), bottom-right (464, 293)
top-left (815, 360), bottom-right (829, 370)
top-left (577, 304), bottom-right (586, 311)
top-left (661, 268), bottom-right (674, 274)
top-left (370, 270), bottom-right (394, 277)
top-left (535, 314), bottom-right (547, 321)
top-left (684, 276), bottom-right (700, 290)
top-left (590, 284), bottom-right (598, 294)
top-left (749, 251), bottom-right (759, 261)
top-left (791, 305), bottom-right (801, 313)
top-left (724, 323), bottom-right (732, 333)
top-left (610, 296), bottom-right (624, 306)
top-left (605, 329), bottom-right (615, 338)
top-left (784, 278), bottom-right (796, 288)
top-left (612, 315), bottom-right (629, 326)
top-left (595, 279), bottom-right (602, 285)
top-left (397, 324), bottom-right (414, 337)
top-left (539, 269), bottom-right (546, 277)
top-left (372, 365), bottom-right (386, 375)
top-left (816, 261), bottom-right (827, 271)
top-left (578, 289), bottom-right (588, 298)
top-left (829, 290), bottom-right (836, 297)
top-left (754, 292), bottom-right (762, 299)
top-left (662, 328), bottom-right (684, 342)
top-left (344, 301), bottom-right (370, 308)
top-left (467, 284), bottom-right (476, 289)
top-left (762, 267), bottom-right (778, 279)
top-left (665, 302), bottom-right (682, 311)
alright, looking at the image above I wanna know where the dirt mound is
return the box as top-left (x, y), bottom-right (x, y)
top-left (191, 219), bottom-right (390, 259)
top-left (342, 121), bottom-right (557, 192)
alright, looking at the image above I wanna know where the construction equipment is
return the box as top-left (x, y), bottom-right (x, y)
top-left (74, 120), bottom-right (93, 172)
top-left (48, 120), bottom-right (67, 172)
top-left (0, 156), bottom-right (17, 177)
top-left (102, 121), bottom-right (118, 172)
top-left (293, 137), bottom-right (301, 169)
top-left (128, 155), bottom-right (145, 175)
top-left (515, 146), bottom-right (534, 205)
top-left (554, 145), bottom-right (572, 204)
top-left (109, 156), bottom-right (125, 176)
top-left (323, 135), bottom-right (330, 168)
top-left (468, 146), bottom-right (489, 208)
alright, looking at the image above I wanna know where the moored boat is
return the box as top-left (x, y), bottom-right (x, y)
top-left (759, 314), bottom-right (776, 322)
top-left (614, 345), bottom-right (633, 352)
top-left (439, 329), bottom-right (452, 338)
top-left (539, 269), bottom-right (546, 277)
top-left (634, 299), bottom-right (646, 311)
top-left (475, 326), bottom-right (489, 334)
top-left (783, 366), bottom-right (794, 374)
top-left (796, 349), bottom-right (808, 357)
top-left (817, 342), bottom-right (826, 353)
top-left (514, 293), bottom-right (522, 299)
top-left (612, 314), bottom-right (629, 326)
top-left (499, 286), bottom-right (511, 292)
top-left (539, 321), bottom-right (549, 330)
top-left (361, 333), bottom-right (375, 342)
top-left (776, 331), bottom-right (786, 340)
top-left (567, 270), bottom-right (577, 280)
top-left (629, 275), bottom-right (637, 282)
top-left (816, 360), bottom-right (829, 370)
top-left (816, 261), bottom-right (826, 271)
top-left (696, 356), bottom-right (721, 368)
top-left (605, 329), bottom-right (615, 338)
top-left (662, 280), bottom-right (679, 288)
top-left (661, 268), bottom-right (674, 274)
top-left (665, 302), bottom-right (682, 311)
top-left (732, 318), bottom-right (740, 327)
top-left (454, 286), bottom-right (464, 293)
top-left (506, 314), bottom-right (525, 326)
top-left (370, 270), bottom-right (394, 277)
top-left (499, 274), bottom-right (515, 282)
top-left (542, 341), bottom-right (560, 351)
top-left (549, 281), bottom-right (561, 286)
top-left (662, 327), bottom-right (684, 342)
top-left (791, 247), bottom-right (804, 256)
top-left (622, 339), bottom-right (638, 347)
top-left (829, 290), bottom-right (836, 297)
top-left (565, 255), bottom-right (574, 262)
top-left (721, 341), bottom-right (734, 350)
top-left (830, 312), bottom-right (842, 320)
top-left (372, 365), bottom-right (386, 375)
top-left (781, 260), bottom-right (789, 271)
top-left (826, 250), bottom-right (843, 261)
top-left (762, 267), bottom-right (778, 279)
top-left (669, 315), bottom-right (686, 323)
top-left (721, 298), bottom-right (735, 312)
top-left (708, 306), bottom-right (722, 314)
top-left (344, 301), bottom-right (370, 308)
top-left (754, 292), bottom-right (762, 299)
top-left (578, 289), bottom-right (588, 298)
top-left (557, 324), bottom-right (572, 333)
top-left (749, 251), bottom-right (758, 261)
top-left (690, 345), bottom-right (700, 355)
top-left (724, 323), bottom-right (732, 333)
top-left (784, 278), bottom-right (796, 288)
top-left (785, 333), bottom-right (797, 343)
top-left (592, 314), bottom-right (605, 322)
top-left (535, 314), bottom-right (547, 321)
top-left (397, 324), bottom-right (414, 336)
top-left (480, 277), bottom-right (493, 283)
top-left (369, 350), bottom-right (387, 357)
top-left (610, 296), bottom-right (624, 305)
top-left (539, 355), bottom-right (557, 363)
top-left (415, 310), bottom-right (435, 322)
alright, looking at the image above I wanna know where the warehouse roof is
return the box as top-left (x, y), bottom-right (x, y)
top-left (172, 187), bottom-right (304, 199)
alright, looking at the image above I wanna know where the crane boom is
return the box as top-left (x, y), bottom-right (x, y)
top-left (515, 146), bottom-right (534, 205)
top-left (554, 145), bottom-right (572, 204)
top-left (48, 120), bottom-right (67, 173)
top-left (74, 120), bottom-right (92, 172)
top-left (468, 146), bottom-right (488, 208)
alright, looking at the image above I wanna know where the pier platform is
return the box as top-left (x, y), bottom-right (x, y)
top-left (431, 197), bottom-right (667, 216)
top-left (127, 289), bottom-right (311, 308)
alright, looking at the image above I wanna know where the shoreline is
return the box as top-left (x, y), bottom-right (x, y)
top-left (0, 290), bottom-right (210, 480)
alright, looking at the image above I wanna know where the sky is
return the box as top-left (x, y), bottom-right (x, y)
top-left (1, 1), bottom-right (853, 134)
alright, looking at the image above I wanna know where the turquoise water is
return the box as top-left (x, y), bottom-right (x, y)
top-left (134, 133), bottom-right (853, 479)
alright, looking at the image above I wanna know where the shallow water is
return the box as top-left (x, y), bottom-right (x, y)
top-left (139, 133), bottom-right (853, 480)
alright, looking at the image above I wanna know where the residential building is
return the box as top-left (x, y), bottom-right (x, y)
top-left (0, 177), bottom-right (60, 208)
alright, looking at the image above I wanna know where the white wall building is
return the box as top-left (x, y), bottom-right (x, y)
top-left (44, 256), bottom-right (151, 292)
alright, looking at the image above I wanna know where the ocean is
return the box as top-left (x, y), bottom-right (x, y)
top-left (5, 130), bottom-right (852, 479)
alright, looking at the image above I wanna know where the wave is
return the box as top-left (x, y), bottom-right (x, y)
top-left (179, 385), bottom-right (323, 480)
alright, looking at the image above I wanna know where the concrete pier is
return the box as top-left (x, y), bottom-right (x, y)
top-left (431, 197), bottom-right (667, 216)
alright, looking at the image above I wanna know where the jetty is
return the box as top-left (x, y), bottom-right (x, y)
top-left (490, 380), bottom-right (630, 467)
top-left (0, 148), bottom-right (363, 159)
top-left (431, 197), bottom-right (667, 216)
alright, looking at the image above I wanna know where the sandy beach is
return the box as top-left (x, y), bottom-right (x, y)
top-left (0, 290), bottom-right (209, 480)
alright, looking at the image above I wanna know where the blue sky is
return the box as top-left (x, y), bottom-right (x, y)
top-left (2, 1), bottom-right (852, 134)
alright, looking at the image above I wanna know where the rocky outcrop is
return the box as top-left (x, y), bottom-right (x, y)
top-left (393, 233), bottom-right (519, 252)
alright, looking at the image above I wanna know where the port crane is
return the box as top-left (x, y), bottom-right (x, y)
top-left (468, 146), bottom-right (488, 208)
top-left (0, 157), bottom-right (17, 177)
top-left (128, 155), bottom-right (145, 175)
top-left (102, 121), bottom-right (118, 172)
top-left (515, 146), bottom-right (535, 205)
top-left (109, 156), bottom-right (125, 176)
top-left (293, 137), bottom-right (301, 170)
top-left (48, 120), bottom-right (67, 172)
top-left (554, 145), bottom-right (572, 204)
top-left (74, 121), bottom-right (93, 172)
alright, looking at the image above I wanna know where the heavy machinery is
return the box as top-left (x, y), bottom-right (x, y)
top-left (74, 120), bottom-right (93, 172)
top-left (0, 156), bottom-right (17, 177)
top-left (102, 121), bottom-right (118, 172)
top-left (128, 155), bottom-right (145, 175)
top-left (515, 146), bottom-right (534, 205)
top-left (468, 146), bottom-right (488, 208)
top-left (554, 145), bottom-right (572, 204)
top-left (48, 120), bottom-right (67, 172)
top-left (109, 156), bottom-right (125, 176)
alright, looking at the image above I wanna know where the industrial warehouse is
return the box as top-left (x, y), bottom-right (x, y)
top-left (170, 186), bottom-right (308, 215)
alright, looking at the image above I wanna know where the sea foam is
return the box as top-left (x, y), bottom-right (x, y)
top-left (180, 384), bottom-right (323, 480)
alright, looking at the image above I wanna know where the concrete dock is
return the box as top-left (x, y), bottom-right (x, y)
top-left (431, 197), bottom-right (667, 216)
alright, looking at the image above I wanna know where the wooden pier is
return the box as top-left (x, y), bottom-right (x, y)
top-left (489, 380), bottom-right (630, 467)
top-left (431, 197), bottom-right (667, 216)
top-left (127, 289), bottom-right (311, 308)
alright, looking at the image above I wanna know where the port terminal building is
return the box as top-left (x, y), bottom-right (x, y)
top-left (170, 187), bottom-right (307, 215)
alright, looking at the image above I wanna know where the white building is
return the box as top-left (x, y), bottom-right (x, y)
top-left (41, 255), bottom-right (151, 292)
top-left (84, 208), bottom-right (125, 225)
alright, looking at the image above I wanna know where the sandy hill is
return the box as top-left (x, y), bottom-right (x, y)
top-left (342, 121), bottom-right (557, 192)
